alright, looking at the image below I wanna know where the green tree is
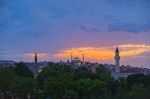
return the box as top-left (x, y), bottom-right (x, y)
top-left (127, 74), bottom-right (150, 89)
top-left (0, 67), bottom-right (15, 98)
top-left (10, 77), bottom-right (34, 99)
top-left (76, 79), bottom-right (93, 99)
top-left (36, 63), bottom-right (76, 98)
top-left (73, 67), bottom-right (94, 80)
top-left (95, 65), bottom-right (111, 81)
top-left (14, 62), bottom-right (33, 77)
top-left (128, 84), bottom-right (150, 99)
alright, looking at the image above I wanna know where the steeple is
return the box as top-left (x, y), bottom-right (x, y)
top-left (114, 46), bottom-right (120, 73)
top-left (35, 52), bottom-right (38, 64)
top-left (71, 51), bottom-right (73, 62)
top-left (115, 46), bottom-right (119, 53)
top-left (82, 53), bottom-right (85, 63)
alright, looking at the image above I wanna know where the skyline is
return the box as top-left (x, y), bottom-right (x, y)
top-left (0, 0), bottom-right (150, 68)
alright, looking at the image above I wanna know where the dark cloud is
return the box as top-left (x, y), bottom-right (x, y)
top-left (80, 26), bottom-right (101, 33)
top-left (108, 0), bottom-right (150, 7)
top-left (108, 23), bottom-right (150, 33)
top-left (0, 0), bottom-right (150, 67)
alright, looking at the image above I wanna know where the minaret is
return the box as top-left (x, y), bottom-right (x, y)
top-left (82, 53), bottom-right (85, 63)
top-left (71, 51), bottom-right (73, 62)
top-left (35, 52), bottom-right (38, 64)
top-left (114, 46), bottom-right (120, 73)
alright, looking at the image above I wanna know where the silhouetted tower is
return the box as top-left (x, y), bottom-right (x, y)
top-left (71, 51), bottom-right (73, 62)
top-left (115, 46), bottom-right (120, 73)
top-left (35, 52), bottom-right (38, 64)
top-left (82, 53), bottom-right (85, 63)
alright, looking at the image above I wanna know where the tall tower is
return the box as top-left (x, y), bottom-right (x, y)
top-left (115, 47), bottom-right (120, 73)
top-left (82, 53), bottom-right (85, 63)
top-left (71, 52), bottom-right (73, 62)
top-left (35, 52), bottom-right (38, 64)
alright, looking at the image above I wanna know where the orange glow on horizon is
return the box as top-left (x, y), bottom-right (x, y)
top-left (55, 47), bottom-right (114, 60)
top-left (25, 53), bottom-right (48, 58)
top-left (55, 44), bottom-right (150, 61)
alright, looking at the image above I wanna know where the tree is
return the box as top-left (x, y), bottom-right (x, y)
top-left (36, 63), bottom-right (76, 98)
top-left (14, 62), bottom-right (33, 77)
top-left (95, 65), bottom-right (111, 81)
top-left (73, 67), bottom-right (94, 80)
top-left (12, 62), bottom-right (34, 98)
top-left (129, 84), bottom-right (150, 99)
top-left (76, 79), bottom-right (93, 98)
top-left (91, 79), bottom-right (107, 97)
top-left (10, 77), bottom-right (34, 99)
top-left (0, 67), bottom-right (15, 98)
top-left (127, 74), bottom-right (150, 89)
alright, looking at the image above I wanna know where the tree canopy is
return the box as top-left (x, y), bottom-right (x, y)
top-left (0, 62), bottom-right (150, 99)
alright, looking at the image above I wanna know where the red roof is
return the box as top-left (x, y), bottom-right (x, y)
top-left (120, 67), bottom-right (140, 73)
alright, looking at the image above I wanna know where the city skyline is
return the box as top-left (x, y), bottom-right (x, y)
top-left (0, 0), bottom-right (150, 68)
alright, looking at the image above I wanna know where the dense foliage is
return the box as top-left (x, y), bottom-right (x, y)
top-left (0, 62), bottom-right (150, 99)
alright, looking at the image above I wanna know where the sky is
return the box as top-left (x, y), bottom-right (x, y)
top-left (0, 0), bottom-right (150, 68)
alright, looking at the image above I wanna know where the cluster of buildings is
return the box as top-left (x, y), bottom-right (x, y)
top-left (0, 60), bottom-right (16, 67)
top-left (0, 47), bottom-right (150, 80)
top-left (105, 47), bottom-right (150, 79)
top-left (0, 53), bottom-right (48, 74)
top-left (65, 54), bottom-right (99, 72)
top-left (60, 47), bottom-right (150, 79)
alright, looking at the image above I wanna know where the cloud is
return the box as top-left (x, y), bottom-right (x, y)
top-left (118, 44), bottom-right (150, 49)
top-left (54, 44), bottom-right (150, 61)
top-left (55, 47), bottom-right (114, 60)
top-left (80, 26), bottom-right (101, 33)
top-left (108, 23), bottom-right (150, 33)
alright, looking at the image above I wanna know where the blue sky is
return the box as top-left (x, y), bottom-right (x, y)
top-left (0, 0), bottom-right (150, 67)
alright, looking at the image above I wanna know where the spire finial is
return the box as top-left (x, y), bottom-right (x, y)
top-left (116, 45), bottom-right (119, 53)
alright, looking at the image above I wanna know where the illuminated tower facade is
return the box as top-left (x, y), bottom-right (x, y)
top-left (115, 47), bottom-right (120, 73)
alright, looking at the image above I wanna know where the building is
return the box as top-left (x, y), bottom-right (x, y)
top-left (0, 60), bottom-right (16, 67)
top-left (25, 52), bottom-right (48, 75)
top-left (114, 47), bottom-right (120, 73)
top-left (68, 53), bottom-right (99, 71)
top-left (111, 47), bottom-right (134, 80)
top-left (35, 52), bottom-right (38, 64)
top-left (71, 57), bottom-right (83, 67)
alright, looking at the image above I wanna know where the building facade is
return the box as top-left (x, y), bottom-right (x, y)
top-left (111, 47), bottom-right (132, 79)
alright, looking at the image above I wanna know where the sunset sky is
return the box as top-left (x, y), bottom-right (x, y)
top-left (0, 0), bottom-right (150, 68)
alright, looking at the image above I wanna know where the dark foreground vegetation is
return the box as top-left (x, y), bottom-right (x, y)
top-left (0, 62), bottom-right (150, 99)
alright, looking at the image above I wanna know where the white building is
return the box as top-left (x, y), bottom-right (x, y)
top-left (111, 47), bottom-right (134, 80)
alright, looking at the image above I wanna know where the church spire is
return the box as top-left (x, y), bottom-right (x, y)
top-left (35, 52), bottom-right (38, 64)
